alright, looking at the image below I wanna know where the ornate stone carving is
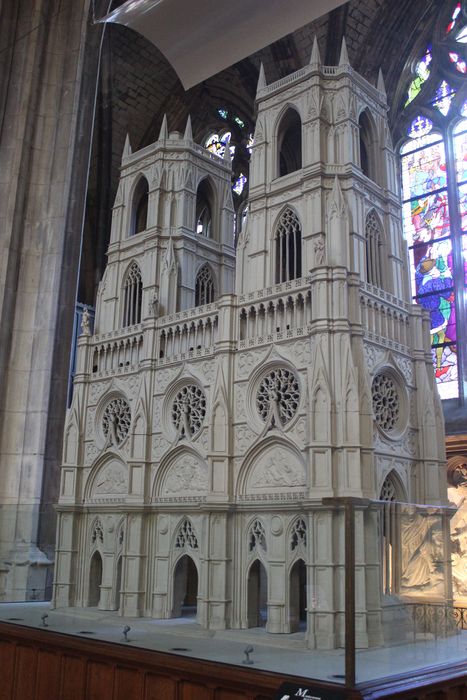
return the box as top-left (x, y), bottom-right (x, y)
top-left (102, 398), bottom-right (131, 446)
top-left (236, 425), bottom-right (254, 452)
top-left (163, 455), bottom-right (207, 495)
top-left (93, 461), bottom-right (127, 496)
top-left (256, 368), bottom-right (300, 428)
top-left (250, 447), bottom-right (305, 489)
top-left (89, 381), bottom-right (110, 405)
top-left (85, 442), bottom-right (99, 465)
top-left (248, 519), bottom-right (267, 552)
top-left (400, 509), bottom-right (444, 591)
top-left (175, 519), bottom-right (199, 549)
top-left (91, 519), bottom-right (104, 545)
top-left (237, 352), bottom-right (257, 378)
top-left (372, 373), bottom-right (400, 432)
top-left (172, 385), bottom-right (206, 438)
top-left (290, 517), bottom-right (307, 550)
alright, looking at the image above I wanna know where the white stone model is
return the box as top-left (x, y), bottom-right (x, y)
top-left (52, 39), bottom-right (448, 649)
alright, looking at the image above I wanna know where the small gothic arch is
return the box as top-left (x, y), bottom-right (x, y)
top-left (274, 207), bottom-right (302, 283)
top-left (90, 517), bottom-right (104, 548)
top-left (172, 553), bottom-right (199, 619)
top-left (276, 107), bottom-right (302, 177)
top-left (290, 516), bottom-right (307, 553)
top-left (88, 550), bottom-right (103, 607)
top-left (289, 558), bottom-right (307, 632)
top-left (130, 175), bottom-right (149, 235)
top-left (122, 260), bottom-right (143, 327)
top-left (195, 177), bottom-right (216, 238)
top-left (195, 263), bottom-right (215, 306)
top-left (358, 109), bottom-right (378, 181)
top-left (365, 209), bottom-right (385, 288)
top-left (248, 518), bottom-right (267, 554)
top-left (379, 469), bottom-right (406, 595)
top-left (247, 559), bottom-right (268, 628)
top-left (174, 517), bottom-right (199, 550)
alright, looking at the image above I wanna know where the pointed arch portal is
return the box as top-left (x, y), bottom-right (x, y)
top-left (247, 559), bottom-right (268, 628)
top-left (172, 555), bottom-right (198, 618)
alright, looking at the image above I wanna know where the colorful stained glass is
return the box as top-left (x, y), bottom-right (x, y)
top-left (449, 51), bottom-right (467, 73)
top-left (403, 192), bottom-right (450, 244)
top-left (247, 134), bottom-right (254, 154)
top-left (457, 26), bottom-right (467, 42)
top-left (233, 173), bottom-right (247, 195)
top-left (407, 115), bottom-right (433, 138)
top-left (406, 48), bottom-right (432, 105)
top-left (409, 237), bottom-right (454, 291)
top-left (433, 81), bottom-right (456, 115)
top-left (458, 183), bottom-right (467, 230)
top-left (454, 122), bottom-right (467, 183)
top-left (218, 108), bottom-right (228, 119)
top-left (401, 140), bottom-right (446, 200)
top-left (447, 2), bottom-right (461, 33)
top-left (234, 115), bottom-right (245, 128)
top-left (431, 344), bottom-right (458, 399)
top-left (205, 132), bottom-right (235, 158)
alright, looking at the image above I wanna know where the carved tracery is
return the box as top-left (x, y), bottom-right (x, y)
top-left (256, 368), bottom-right (300, 428)
top-left (172, 385), bottom-right (206, 438)
top-left (175, 519), bottom-right (199, 549)
top-left (102, 398), bottom-right (131, 446)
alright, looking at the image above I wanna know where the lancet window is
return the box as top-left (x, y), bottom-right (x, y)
top-left (248, 519), bottom-right (267, 553)
top-left (365, 210), bottom-right (384, 287)
top-left (275, 208), bottom-right (302, 283)
top-left (131, 176), bottom-right (149, 235)
top-left (398, 1), bottom-right (467, 400)
top-left (122, 262), bottom-right (142, 327)
top-left (290, 518), bottom-right (307, 551)
top-left (91, 519), bottom-right (104, 546)
top-left (195, 264), bottom-right (215, 306)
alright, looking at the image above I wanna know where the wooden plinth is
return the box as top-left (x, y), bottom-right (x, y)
top-left (1, 622), bottom-right (467, 700)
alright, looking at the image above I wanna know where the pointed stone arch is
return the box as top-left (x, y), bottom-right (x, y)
top-left (85, 453), bottom-right (128, 503)
top-left (275, 104), bottom-right (302, 177)
top-left (121, 260), bottom-right (143, 326)
top-left (273, 205), bottom-right (302, 283)
top-left (129, 174), bottom-right (149, 236)
top-left (152, 447), bottom-right (208, 500)
top-left (195, 263), bottom-right (216, 306)
top-left (195, 176), bottom-right (218, 239)
top-left (365, 208), bottom-right (386, 288)
top-left (358, 108), bottom-right (379, 182)
top-left (237, 437), bottom-right (306, 496)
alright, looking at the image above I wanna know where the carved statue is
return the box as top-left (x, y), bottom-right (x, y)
top-left (314, 234), bottom-right (326, 265)
top-left (81, 306), bottom-right (91, 335)
top-left (149, 292), bottom-right (159, 318)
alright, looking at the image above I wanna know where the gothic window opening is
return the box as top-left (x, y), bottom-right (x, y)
top-left (380, 472), bottom-right (402, 595)
top-left (256, 367), bottom-right (300, 428)
top-left (275, 208), bottom-right (302, 283)
top-left (359, 109), bottom-right (376, 181)
top-left (122, 261), bottom-right (142, 327)
top-left (91, 518), bottom-right (104, 546)
top-left (195, 264), bottom-right (215, 306)
top-left (102, 397), bottom-right (131, 446)
top-left (290, 517), bottom-right (307, 551)
top-left (365, 210), bottom-right (384, 287)
top-left (399, 2), bottom-right (467, 400)
top-left (248, 519), bottom-right (267, 553)
top-left (195, 179), bottom-right (214, 238)
top-left (172, 385), bottom-right (207, 439)
top-left (175, 519), bottom-right (199, 549)
top-left (131, 176), bottom-right (149, 235)
top-left (277, 108), bottom-right (302, 177)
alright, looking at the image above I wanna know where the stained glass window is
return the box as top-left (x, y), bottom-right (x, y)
top-left (233, 173), bottom-right (247, 195)
top-left (400, 2), bottom-right (467, 400)
top-left (205, 131), bottom-right (235, 158)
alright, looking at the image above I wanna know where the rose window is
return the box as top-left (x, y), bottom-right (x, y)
top-left (256, 368), bottom-right (300, 426)
top-left (102, 397), bottom-right (131, 445)
top-left (172, 384), bottom-right (206, 438)
top-left (372, 373), bottom-right (400, 432)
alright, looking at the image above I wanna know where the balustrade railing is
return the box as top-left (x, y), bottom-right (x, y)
top-left (360, 284), bottom-right (410, 348)
top-left (158, 303), bottom-right (219, 363)
top-left (238, 278), bottom-right (311, 348)
top-left (91, 326), bottom-right (143, 375)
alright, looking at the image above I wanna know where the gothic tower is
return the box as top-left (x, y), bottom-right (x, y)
top-left (53, 39), bottom-right (448, 650)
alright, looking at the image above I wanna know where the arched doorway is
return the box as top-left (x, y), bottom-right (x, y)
top-left (114, 556), bottom-right (122, 611)
top-left (88, 550), bottom-right (103, 607)
top-left (247, 560), bottom-right (267, 628)
top-left (172, 555), bottom-right (198, 618)
top-left (289, 559), bottom-right (307, 632)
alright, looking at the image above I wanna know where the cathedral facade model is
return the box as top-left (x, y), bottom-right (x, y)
top-left (52, 39), bottom-right (448, 649)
